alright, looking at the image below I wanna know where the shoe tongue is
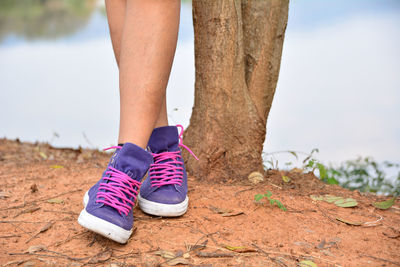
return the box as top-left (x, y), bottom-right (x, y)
top-left (113, 143), bottom-right (153, 181)
top-left (148, 126), bottom-right (179, 153)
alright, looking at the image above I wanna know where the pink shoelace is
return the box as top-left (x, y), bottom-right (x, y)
top-left (96, 146), bottom-right (141, 216)
top-left (149, 125), bottom-right (198, 188)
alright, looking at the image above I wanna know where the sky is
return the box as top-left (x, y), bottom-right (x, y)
top-left (266, 0), bottom-right (400, 166)
top-left (0, 0), bottom-right (399, 168)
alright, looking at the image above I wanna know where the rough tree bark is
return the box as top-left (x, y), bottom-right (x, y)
top-left (183, 0), bottom-right (289, 182)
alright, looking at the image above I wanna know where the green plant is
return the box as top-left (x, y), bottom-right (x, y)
top-left (263, 149), bottom-right (400, 196)
top-left (303, 158), bottom-right (339, 185)
top-left (303, 156), bottom-right (400, 196)
top-left (254, 191), bottom-right (287, 211)
top-left (328, 158), bottom-right (399, 196)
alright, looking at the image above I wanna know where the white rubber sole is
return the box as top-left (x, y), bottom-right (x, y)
top-left (77, 191), bottom-right (132, 244)
top-left (138, 194), bottom-right (188, 217)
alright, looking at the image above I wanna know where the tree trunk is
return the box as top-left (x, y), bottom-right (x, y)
top-left (184, 0), bottom-right (289, 182)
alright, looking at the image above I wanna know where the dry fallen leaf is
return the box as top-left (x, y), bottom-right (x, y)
top-left (282, 175), bottom-right (291, 183)
top-left (225, 245), bottom-right (256, 253)
top-left (40, 222), bottom-right (54, 232)
top-left (88, 249), bottom-right (113, 264)
top-left (299, 260), bottom-right (318, 267)
top-left (383, 231), bottom-right (400, 239)
top-left (155, 250), bottom-right (176, 259)
top-left (209, 206), bottom-right (232, 214)
top-left (248, 171), bottom-right (264, 184)
top-left (26, 221), bottom-right (54, 243)
top-left (50, 165), bottom-right (64, 169)
top-left (182, 252), bottom-right (190, 259)
top-left (26, 245), bottom-right (47, 254)
top-left (209, 206), bottom-right (243, 217)
top-left (166, 257), bottom-right (189, 266)
top-left (221, 211), bottom-right (244, 217)
top-left (30, 184), bottom-right (38, 193)
top-left (47, 198), bottom-right (64, 204)
top-left (39, 152), bottom-right (47, 159)
top-left (154, 250), bottom-right (189, 266)
top-left (290, 168), bottom-right (303, 174)
top-left (382, 227), bottom-right (400, 239)
top-left (336, 217), bottom-right (363, 226)
top-left (0, 191), bottom-right (11, 199)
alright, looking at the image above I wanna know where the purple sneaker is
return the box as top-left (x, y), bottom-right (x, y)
top-left (77, 143), bottom-right (153, 243)
top-left (138, 125), bottom-right (198, 217)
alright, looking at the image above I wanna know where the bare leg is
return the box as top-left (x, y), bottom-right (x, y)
top-left (105, 0), bottom-right (174, 146)
top-left (105, 0), bottom-right (125, 67)
top-left (155, 98), bottom-right (168, 128)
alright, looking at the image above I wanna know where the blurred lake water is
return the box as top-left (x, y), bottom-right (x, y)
top-left (0, 0), bottom-right (399, 169)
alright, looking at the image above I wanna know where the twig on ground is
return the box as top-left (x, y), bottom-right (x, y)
top-left (135, 216), bottom-right (163, 221)
top-left (273, 257), bottom-right (289, 267)
top-left (9, 252), bottom-right (88, 262)
top-left (0, 220), bottom-right (44, 224)
top-left (25, 221), bottom-right (54, 243)
top-left (252, 242), bottom-right (285, 266)
top-left (43, 209), bottom-right (79, 216)
top-left (49, 231), bottom-right (88, 247)
top-left (189, 239), bottom-right (208, 252)
top-left (3, 260), bottom-right (28, 266)
top-left (143, 239), bottom-right (156, 251)
top-left (87, 235), bottom-right (97, 247)
top-left (87, 248), bottom-right (113, 264)
top-left (183, 224), bottom-right (208, 250)
top-left (9, 222), bottom-right (33, 235)
top-left (204, 230), bottom-right (220, 247)
top-left (268, 182), bottom-right (282, 190)
top-left (251, 243), bottom-right (270, 257)
top-left (252, 205), bottom-right (262, 212)
top-left (286, 208), bottom-right (317, 213)
top-left (316, 204), bottom-right (340, 224)
top-left (195, 251), bottom-right (234, 258)
top-left (384, 225), bottom-right (400, 234)
top-left (361, 254), bottom-right (400, 266)
top-left (252, 243), bottom-right (341, 266)
top-left (0, 234), bottom-right (21, 238)
top-left (13, 206), bottom-right (40, 218)
top-left (195, 224), bottom-right (220, 247)
top-left (1, 218), bottom-right (73, 224)
top-left (160, 218), bottom-right (196, 224)
top-left (11, 240), bottom-right (114, 263)
top-left (234, 187), bottom-right (253, 196)
top-left (112, 251), bottom-right (141, 260)
top-left (363, 215), bottom-right (383, 227)
top-left (54, 217), bottom-right (75, 222)
top-left (1, 189), bottom-right (82, 211)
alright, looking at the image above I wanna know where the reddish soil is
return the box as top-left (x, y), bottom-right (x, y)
top-left (0, 138), bottom-right (399, 267)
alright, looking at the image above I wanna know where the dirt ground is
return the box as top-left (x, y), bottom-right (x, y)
top-left (0, 138), bottom-right (399, 267)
